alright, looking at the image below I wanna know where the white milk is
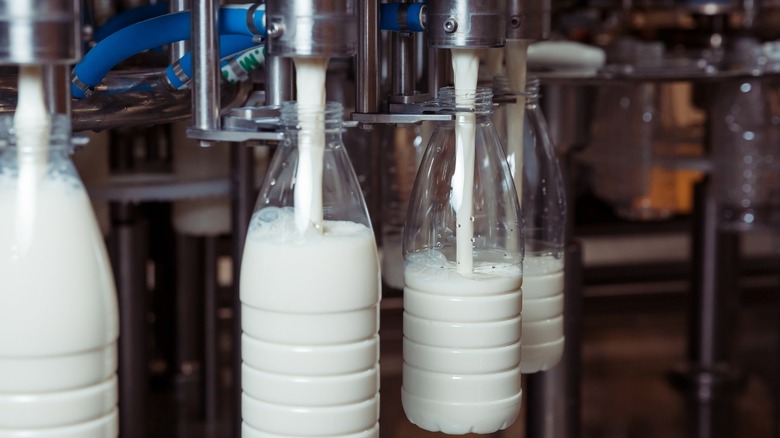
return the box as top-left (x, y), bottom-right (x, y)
top-left (521, 255), bottom-right (565, 373)
top-left (504, 39), bottom-right (529, 196)
top-left (402, 253), bottom-right (523, 434)
top-left (451, 49), bottom-right (479, 274)
top-left (292, 57), bottom-right (329, 234)
top-left (240, 208), bottom-right (380, 437)
top-left (0, 175), bottom-right (119, 434)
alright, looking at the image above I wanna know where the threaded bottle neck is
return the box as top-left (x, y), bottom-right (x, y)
top-left (492, 75), bottom-right (540, 104)
top-left (279, 101), bottom-right (344, 132)
top-left (437, 87), bottom-right (494, 114)
top-left (0, 114), bottom-right (71, 151)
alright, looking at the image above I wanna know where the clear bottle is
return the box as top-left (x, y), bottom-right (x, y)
top-left (402, 87), bottom-right (524, 434)
top-left (497, 77), bottom-right (567, 374)
top-left (239, 102), bottom-right (381, 438)
top-left (711, 77), bottom-right (780, 231)
top-left (0, 115), bottom-right (119, 436)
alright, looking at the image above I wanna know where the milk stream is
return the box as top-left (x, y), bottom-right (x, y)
top-left (505, 39), bottom-right (529, 196)
top-left (402, 252), bottom-right (523, 434)
top-left (14, 66), bottom-right (49, 252)
top-left (240, 209), bottom-right (380, 437)
top-left (0, 175), bottom-right (119, 436)
top-left (522, 255), bottom-right (565, 373)
top-left (292, 57), bottom-right (329, 234)
top-left (451, 49), bottom-right (479, 274)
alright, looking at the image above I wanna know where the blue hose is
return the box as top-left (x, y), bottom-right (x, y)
top-left (165, 35), bottom-right (257, 90)
top-left (73, 6), bottom-right (266, 99)
top-left (380, 3), bottom-right (426, 32)
top-left (94, 2), bottom-right (170, 42)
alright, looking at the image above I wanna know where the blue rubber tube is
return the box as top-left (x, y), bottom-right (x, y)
top-left (72, 6), bottom-right (266, 99)
top-left (380, 3), bottom-right (426, 32)
top-left (165, 35), bottom-right (257, 90)
top-left (94, 2), bottom-right (170, 42)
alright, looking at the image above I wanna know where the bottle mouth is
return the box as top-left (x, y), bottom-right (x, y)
top-left (0, 114), bottom-right (72, 150)
top-left (437, 87), bottom-right (495, 114)
top-left (492, 75), bottom-right (540, 100)
top-left (279, 101), bottom-right (345, 131)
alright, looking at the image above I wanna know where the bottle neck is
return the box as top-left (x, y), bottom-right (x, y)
top-left (437, 87), bottom-right (494, 115)
top-left (0, 114), bottom-right (72, 153)
top-left (493, 76), bottom-right (540, 106)
top-left (279, 101), bottom-right (345, 135)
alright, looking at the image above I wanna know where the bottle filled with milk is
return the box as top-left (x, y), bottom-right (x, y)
top-left (240, 101), bottom-right (381, 438)
top-left (496, 76), bottom-right (567, 373)
top-left (402, 87), bottom-right (524, 434)
top-left (0, 115), bottom-right (119, 437)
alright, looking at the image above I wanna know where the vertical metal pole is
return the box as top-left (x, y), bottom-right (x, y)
top-left (356, 0), bottom-right (379, 114)
top-left (175, 234), bottom-right (205, 420)
top-left (264, 55), bottom-right (294, 105)
top-left (686, 178), bottom-right (741, 438)
top-left (428, 47), bottom-right (452, 100)
top-left (42, 64), bottom-right (70, 116)
top-left (204, 235), bottom-right (219, 423)
top-left (109, 203), bottom-right (149, 438)
top-left (191, 0), bottom-right (220, 144)
top-left (170, 0), bottom-right (191, 63)
top-left (231, 143), bottom-right (255, 438)
top-left (392, 31), bottom-right (415, 98)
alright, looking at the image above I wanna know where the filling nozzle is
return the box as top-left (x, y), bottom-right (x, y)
top-left (427, 0), bottom-right (506, 48)
top-left (505, 0), bottom-right (550, 42)
top-left (264, 0), bottom-right (357, 58)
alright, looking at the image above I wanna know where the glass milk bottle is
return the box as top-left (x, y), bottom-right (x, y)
top-left (402, 87), bottom-right (524, 434)
top-left (239, 102), bottom-right (381, 438)
top-left (0, 115), bottom-right (119, 437)
top-left (498, 77), bottom-right (567, 373)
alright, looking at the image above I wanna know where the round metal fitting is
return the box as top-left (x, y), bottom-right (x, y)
top-left (510, 15), bottom-right (522, 29)
top-left (443, 18), bottom-right (457, 33)
top-left (267, 22), bottom-right (284, 38)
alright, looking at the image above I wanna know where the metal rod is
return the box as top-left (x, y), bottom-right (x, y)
top-left (42, 64), bottom-right (71, 116)
top-left (264, 55), bottom-right (294, 105)
top-left (191, 0), bottom-right (221, 141)
top-left (392, 31), bottom-right (415, 97)
top-left (686, 178), bottom-right (741, 438)
top-left (230, 142), bottom-right (256, 438)
top-left (109, 203), bottom-right (149, 438)
top-left (204, 235), bottom-right (219, 423)
top-left (175, 234), bottom-right (205, 420)
top-left (356, 0), bottom-right (379, 113)
top-left (427, 47), bottom-right (451, 100)
top-left (170, 0), bottom-right (191, 63)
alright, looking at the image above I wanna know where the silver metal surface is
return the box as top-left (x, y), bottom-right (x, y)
top-left (170, 0), bottom-right (191, 63)
top-left (43, 64), bottom-right (71, 115)
top-left (191, 0), bottom-right (221, 144)
top-left (427, 0), bottom-right (505, 48)
top-left (506, 0), bottom-right (550, 41)
top-left (0, 0), bottom-right (81, 64)
top-left (264, 55), bottom-right (294, 105)
top-left (427, 47), bottom-right (452, 99)
top-left (356, 0), bottom-right (379, 114)
top-left (392, 31), bottom-right (416, 98)
top-left (351, 111), bottom-right (454, 124)
top-left (265, 0), bottom-right (357, 58)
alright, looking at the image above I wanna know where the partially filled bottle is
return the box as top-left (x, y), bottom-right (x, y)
top-left (497, 77), bottom-right (567, 373)
top-left (0, 115), bottom-right (119, 437)
top-left (402, 87), bottom-right (524, 434)
top-left (240, 102), bottom-right (380, 438)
